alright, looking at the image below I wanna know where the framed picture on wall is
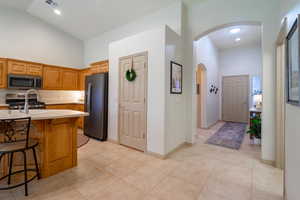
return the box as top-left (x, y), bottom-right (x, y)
top-left (170, 61), bottom-right (183, 94)
top-left (286, 16), bottom-right (300, 105)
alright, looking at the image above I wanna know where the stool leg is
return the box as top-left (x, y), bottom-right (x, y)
top-left (8, 152), bottom-right (14, 185)
top-left (22, 151), bottom-right (28, 196)
top-left (32, 148), bottom-right (40, 179)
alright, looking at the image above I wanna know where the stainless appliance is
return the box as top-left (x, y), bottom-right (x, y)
top-left (8, 74), bottom-right (42, 89)
top-left (84, 73), bottom-right (108, 141)
top-left (6, 93), bottom-right (46, 110)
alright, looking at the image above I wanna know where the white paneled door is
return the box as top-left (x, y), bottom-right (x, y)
top-left (222, 75), bottom-right (249, 123)
top-left (118, 52), bottom-right (148, 151)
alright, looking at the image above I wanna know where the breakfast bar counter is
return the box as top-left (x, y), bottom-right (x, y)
top-left (0, 110), bottom-right (88, 178)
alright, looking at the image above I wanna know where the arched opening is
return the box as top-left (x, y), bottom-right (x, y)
top-left (192, 21), bottom-right (264, 153)
top-left (196, 64), bottom-right (207, 129)
top-left (194, 21), bottom-right (261, 41)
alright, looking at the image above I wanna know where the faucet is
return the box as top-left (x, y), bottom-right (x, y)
top-left (23, 89), bottom-right (39, 114)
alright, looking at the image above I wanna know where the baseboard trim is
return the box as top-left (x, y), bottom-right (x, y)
top-left (201, 120), bottom-right (222, 129)
top-left (261, 159), bottom-right (276, 166)
top-left (108, 140), bottom-right (193, 160)
top-left (107, 138), bottom-right (119, 144)
top-left (146, 142), bottom-right (191, 160)
top-left (146, 151), bottom-right (165, 160)
top-left (166, 142), bottom-right (187, 158)
top-left (165, 142), bottom-right (192, 158)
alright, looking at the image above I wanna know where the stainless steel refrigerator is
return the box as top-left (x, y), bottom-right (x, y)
top-left (84, 73), bottom-right (108, 141)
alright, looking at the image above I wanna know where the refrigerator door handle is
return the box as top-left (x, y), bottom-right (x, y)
top-left (87, 83), bottom-right (92, 113)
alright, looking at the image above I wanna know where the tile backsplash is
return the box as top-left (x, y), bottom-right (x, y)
top-left (0, 89), bottom-right (84, 105)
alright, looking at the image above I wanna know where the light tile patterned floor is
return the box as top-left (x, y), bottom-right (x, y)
top-left (2, 122), bottom-right (283, 200)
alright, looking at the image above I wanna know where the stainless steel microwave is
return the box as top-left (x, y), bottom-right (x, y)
top-left (8, 74), bottom-right (42, 89)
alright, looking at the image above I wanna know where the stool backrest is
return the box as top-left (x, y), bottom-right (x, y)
top-left (0, 117), bottom-right (31, 148)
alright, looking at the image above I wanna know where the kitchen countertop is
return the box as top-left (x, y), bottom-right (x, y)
top-left (0, 102), bottom-right (85, 107)
top-left (45, 101), bottom-right (84, 105)
top-left (0, 109), bottom-right (88, 120)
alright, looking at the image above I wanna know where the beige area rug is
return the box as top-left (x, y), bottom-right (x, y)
top-left (77, 129), bottom-right (89, 148)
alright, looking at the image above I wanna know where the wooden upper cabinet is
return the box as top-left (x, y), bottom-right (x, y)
top-left (43, 66), bottom-right (62, 90)
top-left (79, 68), bottom-right (91, 90)
top-left (7, 60), bottom-right (43, 76)
top-left (27, 63), bottom-right (43, 76)
top-left (90, 60), bottom-right (109, 74)
top-left (78, 60), bottom-right (109, 91)
top-left (43, 66), bottom-right (79, 90)
top-left (98, 61), bottom-right (109, 73)
top-left (0, 59), bottom-right (7, 88)
top-left (8, 60), bottom-right (27, 75)
top-left (90, 65), bottom-right (100, 74)
top-left (0, 57), bottom-right (86, 90)
top-left (62, 69), bottom-right (78, 90)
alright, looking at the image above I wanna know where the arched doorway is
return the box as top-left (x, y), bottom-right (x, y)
top-left (196, 64), bottom-right (207, 129)
top-left (192, 21), bottom-right (263, 143)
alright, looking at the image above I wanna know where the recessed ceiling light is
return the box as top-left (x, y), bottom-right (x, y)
top-left (235, 38), bottom-right (241, 42)
top-left (54, 9), bottom-right (61, 15)
top-left (230, 28), bottom-right (241, 34)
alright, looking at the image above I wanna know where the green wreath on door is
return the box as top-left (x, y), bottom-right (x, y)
top-left (126, 68), bottom-right (137, 82)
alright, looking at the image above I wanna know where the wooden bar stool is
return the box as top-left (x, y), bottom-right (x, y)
top-left (0, 117), bottom-right (40, 196)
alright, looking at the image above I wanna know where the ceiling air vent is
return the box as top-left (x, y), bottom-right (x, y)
top-left (45, 0), bottom-right (58, 8)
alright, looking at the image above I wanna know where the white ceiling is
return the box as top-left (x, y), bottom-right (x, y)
top-left (0, 0), bottom-right (176, 40)
top-left (0, 0), bottom-right (33, 10)
top-left (208, 25), bottom-right (262, 50)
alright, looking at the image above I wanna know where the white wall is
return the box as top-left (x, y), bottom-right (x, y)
top-left (194, 36), bottom-right (220, 128)
top-left (84, 1), bottom-right (182, 66)
top-left (219, 44), bottom-right (262, 77)
top-left (185, 0), bottom-right (281, 162)
top-left (219, 44), bottom-right (263, 108)
top-left (0, 6), bottom-right (84, 68)
top-left (108, 27), bottom-right (166, 155)
top-left (165, 26), bottom-right (186, 154)
top-left (280, 1), bottom-right (300, 200)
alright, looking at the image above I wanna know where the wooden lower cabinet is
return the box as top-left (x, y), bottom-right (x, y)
top-left (43, 118), bottom-right (77, 177)
top-left (46, 104), bottom-right (75, 110)
top-left (1, 118), bottom-right (78, 178)
top-left (46, 104), bottom-right (84, 129)
top-left (25, 118), bottom-right (77, 178)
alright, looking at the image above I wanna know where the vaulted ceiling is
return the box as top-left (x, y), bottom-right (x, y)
top-left (0, 0), bottom-right (33, 10)
top-left (0, 0), bottom-right (176, 40)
